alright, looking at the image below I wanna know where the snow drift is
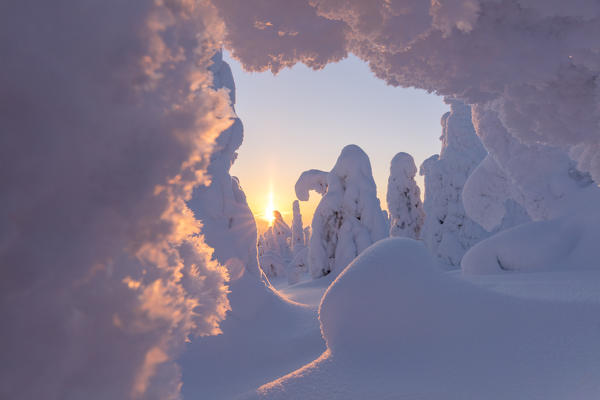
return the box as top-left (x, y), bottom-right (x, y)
top-left (252, 238), bottom-right (600, 399)
top-left (461, 211), bottom-right (600, 275)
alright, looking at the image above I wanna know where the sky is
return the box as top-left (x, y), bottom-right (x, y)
top-left (226, 52), bottom-right (449, 232)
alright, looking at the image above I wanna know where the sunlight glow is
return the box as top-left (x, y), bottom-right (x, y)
top-left (263, 190), bottom-right (276, 225)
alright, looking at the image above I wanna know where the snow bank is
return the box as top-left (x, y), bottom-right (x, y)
top-left (386, 152), bottom-right (424, 239)
top-left (252, 238), bottom-right (600, 399)
top-left (462, 211), bottom-right (600, 274)
top-left (301, 145), bottom-right (388, 278)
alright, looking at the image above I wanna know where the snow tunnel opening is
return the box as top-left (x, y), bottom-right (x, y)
top-left (223, 51), bottom-right (450, 234)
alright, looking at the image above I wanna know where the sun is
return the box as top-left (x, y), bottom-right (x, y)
top-left (263, 190), bottom-right (276, 225)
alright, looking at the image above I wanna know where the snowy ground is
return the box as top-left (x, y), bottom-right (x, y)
top-left (271, 275), bottom-right (334, 308)
top-left (206, 239), bottom-right (600, 400)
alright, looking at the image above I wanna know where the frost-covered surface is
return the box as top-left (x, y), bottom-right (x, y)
top-left (258, 211), bottom-right (293, 278)
top-left (286, 201), bottom-right (309, 284)
top-left (471, 103), bottom-right (600, 222)
top-left (295, 170), bottom-right (329, 201)
top-left (386, 152), bottom-right (424, 239)
top-left (300, 145), bottom-right (388, 278)
top-left (463, 155), bottom-right (531, 232)
top-left (250, 238), bottom-right (600, 400)
top-left (0, 3), bottom-right (234, 399)
top-left (181, 56), bottom-right (324, 399)
top-left (217, 0), bottom-right (600, 189)
top-left (291, 200), bottom-right (306, 254)
top-left (462, 210), bottom-right (600, 275)
top-left (419, 99), bottom-right (490, 266)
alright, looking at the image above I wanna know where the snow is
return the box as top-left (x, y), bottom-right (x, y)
top-left (462, 154), bottom-right (531, 232)
top-left (248, 238), bottom-right (600, 400)
top-left (8, 2), bottom-right (600, 399)
top-left (291, 200), bottom-right (305, 254)
top-left (295, 169), bottom-right (329, 201)
top-left (419, 99), bottom-right (490, 266)
top-left (259, 211), bottom-right (293, 278)
top-left (462, 210), bottom-right (600, 274)
top-left (1, 4), bottom-right (231, 399)
top-left (301, 145), bottom-right (388, 278)
top-left (386, 152), bottom-right (425, 239)
top-left (181, 55), bottom-right (325, 400)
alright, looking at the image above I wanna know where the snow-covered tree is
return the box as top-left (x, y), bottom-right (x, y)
top-left (259, 210), bottom-right (293, 278)
top-left (286, 200), bottom-right (309, 284)
top-left (387, 152), bottom-right (425, 239)
top-left (304, 226), bottom-right (311, 246)
top-left (298, 145), bottom-right (388, 278)
top-left (188, 51), bottom-right (262, 282)
top-left (419, 99), bottom-right (490, 267)
top-left (291, 200), bottom-right (305, 253)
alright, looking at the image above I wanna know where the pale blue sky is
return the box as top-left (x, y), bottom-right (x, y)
top-left (225, 52), bottom-right (449, 231)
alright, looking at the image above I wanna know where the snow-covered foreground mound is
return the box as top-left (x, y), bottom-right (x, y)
top-left (462, 212), bottom-right (600, 274)
top-left (179, 275), bottom-right (325, 400)
top-left (250, 238), bottom-right (600, 400)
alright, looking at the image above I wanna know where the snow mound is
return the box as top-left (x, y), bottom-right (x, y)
top-left (462, 211), bottom-right (600, 274)
top-left (252, 237), bottom-right (600, 399)
top-left (320, 238), bottom-right (434, 353)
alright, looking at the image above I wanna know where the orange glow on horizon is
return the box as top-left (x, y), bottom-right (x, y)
top-left (263, 190), bottom-right (276, 226)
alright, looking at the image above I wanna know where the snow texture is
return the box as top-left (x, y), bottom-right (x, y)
top-left (181, 56), bottom-right (324, 400)
top-left (251, 238), bottom-right (600, 399)
top-left (259, 211), bottom-right (293, 278)
top-left (291, 200), bottom-right (306, 254)
top-left (0, 3), bottom-right (232, 399)
top-left (462, 210), bottom-right (600, 275)
top-left (287, 200), bottom-right (309, 284)
top-left (217, 0), bottom-right (600, 208)
top-left (471, 103), bottom-right (600, 222)
top-left (386, 152), bottom-right (424, 239)
top-left (299, 145), bottom-right (388, 278)
top-left (295, 169), bottom-right (329, 201)
top-left (419, 99), bottom-right (489, 266)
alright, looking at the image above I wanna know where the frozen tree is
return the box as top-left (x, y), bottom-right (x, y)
top-left (387, 152), bottom-right (425, 239)
top-left (181, 54), bottom-right (324, 399)
top-left (298, 145), bottom-right (388, 278)
top-left (286, 200), bottom-right (309, 284)
top-left (188, 51), bottom-right (262, 282)
top-left (291, 200), bottom-right (306, 253)
top-left (419, 99), bottom-right (490, 266)
top-left (304, 227), bottom-right (311, 247)
top-left (258, 211), bottom-right (293, 278)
